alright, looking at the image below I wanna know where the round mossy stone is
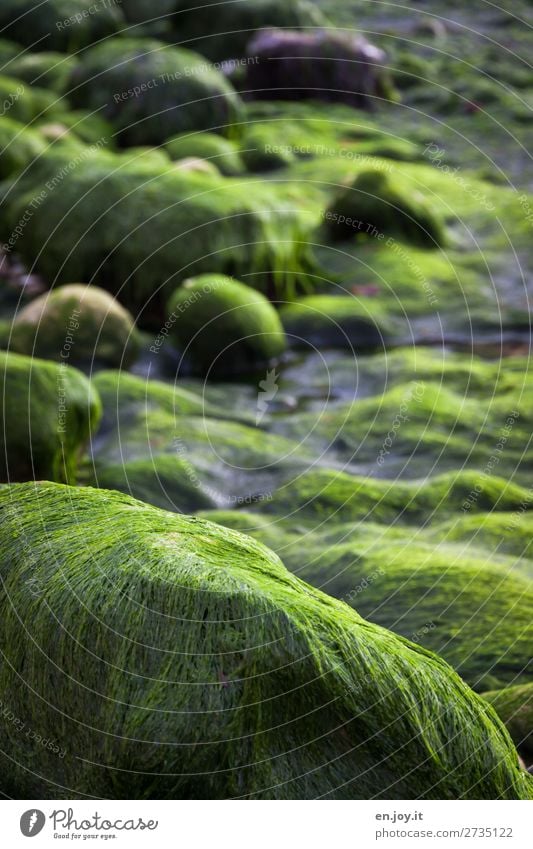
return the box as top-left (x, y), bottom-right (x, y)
top-left (483, 685), bottom-right (533, 761)
top-left (0, 118), bottom-right (46, 179)
top-left (165, 132), bottom-right (245, 175)
top-left (167, 274), bottom-right (287, 373)
top-left (68, 38), bottom-right (243, 146)
top-left (48, 110), bottom-right (113, 146)
top-left (4, 52), bottom-right (78, 94)
top-left (325, 168), bottom-right (447, 248)
top-left (240, 127), bottom-right (296, 172)
top-left (0, 351), bottom-right (101, 484)
top-left (11, 284), bottom-right (140, 368)
top-left (0, 76), bottom-right (58, 125)
top-left (0, 480), bottom-right (531, 799)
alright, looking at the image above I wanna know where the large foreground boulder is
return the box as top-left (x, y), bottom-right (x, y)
top-left (245, 29), bottom-right (392, 108)
top-left (0, 481), bottom-right (531, 799)
top-left (0, 351), bottom-right (101, 483)
top-left (68, 39), bottom-right (243, 146)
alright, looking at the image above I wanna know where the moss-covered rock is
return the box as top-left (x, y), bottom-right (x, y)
top-left (483, 685), bottom-right (533, 761)
top-left (10, 284), bottom-right (140, 367)
top-left (246, 29), bottom-right (393, 109)
top-left (325, 169), bottom-right (447, 247)
top-left (0, 351), bottom-right (101, 483)
top-left (0, 76), bottom-right (58, 125)
top-left (68, 39), bottom-right (243, 146)
top-left (0, 118), bottom-right (46, 179)
top-left (1, 148), bottom-right (316, 315)
top-left (165, 132), bottom-right (245, 175)
top-left (240, 126), bottom-right (297, 171)
top-left (172, 0), bottom-right (328, 61)
top-left (47, 109), bottom-right (113, 146)
top-left (5, 52), bottom-right (78, 94)
top-left (0, 480), bottom-right (531, 799)
top-left (167, 274), bottom-right (287, 373)
top-left (0, 0), bottom-right (123, 52)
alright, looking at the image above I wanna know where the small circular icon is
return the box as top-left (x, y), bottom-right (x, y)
top-left (20, 810), bottom-right (46, 837)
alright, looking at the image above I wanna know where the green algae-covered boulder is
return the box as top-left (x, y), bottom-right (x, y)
top-left (0, 0), bottom-right (123, 52)
top-left (483, 685), bottom-right (533, 761)
top-left (0, 76), bottom-right (58, 125)
top-left (339, 556), bottom-right (533, 692)
top-left (167, 274), bottom-right (287, 373)
top-left (5, 52), bottom-right (78, 95)
top-left (325, 169), bottom-right (447, 248)
top-left (0, 351), bottom-right (101, 484)
top-left (172, 0), bottom-right (328, 61)
top-left (69, 39), bottom-right (243, 146)
top-left (1, 148), bottom-right (314, 315)
top-left (0, 480), bottom-right (531, 800)
top-left (11, 284), bottom-right (140, 368)
top-left (165, 132), bottom-right (245, 175)
top-left (48, 110), bottom-right (113, 146)
top-left (0, 118), bottom-right (46, 179)
top-left (240, 126), bottom-right (297, 172)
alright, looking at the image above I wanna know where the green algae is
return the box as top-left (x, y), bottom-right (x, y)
top-left (165, 132), bottom-right (245, 176)
top-left (0, 117), bottom-right (46, 179)
top-left (5, 52), bottom-right (78, 95)
top-left (270, 373), bottom-right (533, 484)
top-left (325, 169), bottom-right (447, 248)
top-left (69, 39), bottom-right (244, 146)
top-left (10, 284), bottom-right (140, 368)
top-left (253, 470), bottom-right (533, 526)
top-left (0, 480), bottom-right (531, 799)
top-left (92, 454), bottom-right (219, 513)
top-left (279, 294), bottom-right (395, 349)
top-left (167, 274), bottom-right (287, 374)
top-left (0, 76), bottom-right (59, 126)
top-left (483, 685), bottom-right (533, 761)
top-left (0, 147), bottom-right (317, 315)
top-left (351, 559), bottom-right (533, 692)
top-left (0, 350), bottom-right (101, 484)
